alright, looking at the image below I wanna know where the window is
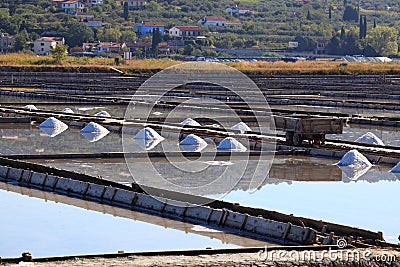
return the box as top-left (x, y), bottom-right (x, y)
top-left (41, 43), bottom-right (44, 46)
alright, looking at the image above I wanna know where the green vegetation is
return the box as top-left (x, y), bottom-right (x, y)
top-left (0, 0), bottom-right (399, 56)
top-left (50, 44), bottom-right (68, 64)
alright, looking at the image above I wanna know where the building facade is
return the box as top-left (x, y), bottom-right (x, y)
top-left (135, 22), bottom-right (165, 36)
top-left (33, 37), bottom-right (65, 56)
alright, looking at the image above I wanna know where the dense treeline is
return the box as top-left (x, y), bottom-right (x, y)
top-left (0, 0), bottom-right (399, 56)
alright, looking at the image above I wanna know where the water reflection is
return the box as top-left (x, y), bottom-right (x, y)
top-left (0, 182), bottom-right (267, 258)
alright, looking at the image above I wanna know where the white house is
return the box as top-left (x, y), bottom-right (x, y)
top-left (0, 33), bottom-right (15, 53)
top-left (61, 0), bottom-right (84, 14)
top-left (226, 5), bottom-right (253, 15)
top-left (83, 42), bottom-right (126, 56)
top-left (198, 16), bottom-right (227, 27)
top-left (33, 37), bottom-right (65, 56)
top-left (91, 0), bottom-right (103, 4)
top-left (125, 0), bottom-right (146, 10)
top-left (169, 26), bottom-right (204, 38)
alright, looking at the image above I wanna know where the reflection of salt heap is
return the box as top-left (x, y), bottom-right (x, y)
top-left (337, 149), bottom-right (372, 181)
top-left (181, 118), bottom-right (201, 127)
top-left (217, 137), bottom-right (247, 151)
top-left (38, 117), bottom-right (68, 137)
top-left (390, 162), bottom-right (400, 173)
top-left (134, 127), bottom-right (164, 140)
top-left (80, 122), bottom-right (110, 142)
top-left (23, 104), bottom-right (38, 111)
top-left (355, 132), bottom-right (384, 146)
top-left (61, 108), bottom-right (74, 113)
top-left (179, 134), bottom-right (207, 152)
top-left (337, 149), bottom-right (372, 167)
top-left (95, 111), bottom-right (111, 117)
top-left (231, 122), bottom-right (252, 133)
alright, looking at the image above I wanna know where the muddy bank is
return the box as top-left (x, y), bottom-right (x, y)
top-left (2, 248), bottom-right (399, 266)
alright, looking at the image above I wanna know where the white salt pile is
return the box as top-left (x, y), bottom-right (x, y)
top-left (336, 149), bottom-right (372, 167)
top-left (61, 108), bottom-right (74, 113)
top-left (80, 122), bottom-right (110, 134)
top-left (95, 111), bottom-right (111, 117)
top-left (354, 132), bottom-right (384, 146)
top-left (179, 134), bottom-right (207, 152)
top-left (23, 104), bottom-right (38, 110)
top-left (231, 122), bottom-right (252, 133)
top-left (181, 118), bottom-right (201, 127)
top-left (179, 134), bottom-right (207, 146)
top-left (217, 137), bottom-right (247, 151)
top-left (390, 162), bottom-right (400, 173)
top-left (134, 127), bottom-right (164, 140)
top-left (38, 117), bottom-right (68, 137)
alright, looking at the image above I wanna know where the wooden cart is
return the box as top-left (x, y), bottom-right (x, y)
top-left (274, 115), bottom-right (344, 146)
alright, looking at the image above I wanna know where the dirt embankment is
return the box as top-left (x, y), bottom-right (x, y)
top-left (2, 248), bottom-right (399, 267)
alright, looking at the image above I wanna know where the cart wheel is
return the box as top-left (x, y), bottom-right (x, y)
top-left (293, 133), bottom-right (303, 146)
top-left (314, 135), bottom-right (326, 146)
top-left (286, 131), bottom-right (294, 145)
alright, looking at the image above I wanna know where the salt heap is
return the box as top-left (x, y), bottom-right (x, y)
top-left (231, 122), bottom-right (252, 133)
top-left (80, 122), bottom-right (110, 142)
top-left (134, 127), bottom-right (164, 140)
top-left (80, 122), bottom-right (110, 134)
top-left (336, 149), bottom-right (372, 167)
top-left (95, 111), bottom-right (111, 117)
top-left (38, 117), bottom-right (68, 137)
top-left (23, 104), bottom-right (38, 111)
top-left (390, 162), bottom-right (400, 173)
top-left (181, 118), bottom-right (201, 127)
top-left (354, 132), bottom-right (384, 146)
top-left (217, 137), bottom-right (247, 151)
top-left (179, 134), bottom-right (207, 152)
top-left (61, 108), bottom-right (74, 113)
top-left (179, 134), bottom-right (207, 146)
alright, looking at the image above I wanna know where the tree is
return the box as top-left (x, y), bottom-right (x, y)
top-left (367, 26), bottom-right (398, 56)
top-left (151, 28), bottom-right (162, 50)
top-left (123, 2), bottom-right (129, 21)
top-left (51, 45), bottom-right (68, 64)
top-left (120, 30), bottom-right (136, 43)
top-left (13, 29), bottom-right (29, 51)
top-left (61, 21), bottom-right (94, 48)
top-left (343, 6), bottom-right (358, 22)
top-left (306, 10), bottom-right (312, 20)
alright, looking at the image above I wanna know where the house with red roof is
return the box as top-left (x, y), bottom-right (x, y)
top-left (168, 26), bottom-right (204, 38)
top-left (198, 16), bottom-right (227, 27)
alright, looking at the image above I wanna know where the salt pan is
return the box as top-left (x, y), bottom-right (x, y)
top-left (231, 122), bottom-right (252, 133)
top-left (217, 137), bottom-right (247, 151)
top-left (61, 108), bottom-right (74, 113)
top-left (95, 111), bottom-right (111, 117)
top-left (337, 149), bottom-right (372, 167)
top-left (181, 118), bottom-right (201, 127)
top-left (23, 104), bottom-right (38, 111)
top-left (354, 132), bottom-right (384, 146)
top-left (134, 127), bottom-right (164, 140)
top-left (80, 122), bottom-right (110, 134)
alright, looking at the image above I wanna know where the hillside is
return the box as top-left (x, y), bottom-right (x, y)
top-left (0, 0), bottom-right (399, 55)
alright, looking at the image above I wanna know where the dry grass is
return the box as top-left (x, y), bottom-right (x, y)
top-left (1, 53), bottom-right (400, 75)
